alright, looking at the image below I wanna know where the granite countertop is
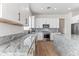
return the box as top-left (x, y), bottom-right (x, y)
top-left (53, 34), bottom-right (79, 56)
top-left (0, 31), bottom-right (36, 56)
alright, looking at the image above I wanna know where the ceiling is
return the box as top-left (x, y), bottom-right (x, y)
top-left (2, 3), bottom-right (79, 15)
top-left (29, 3), bottom-right (79, 15)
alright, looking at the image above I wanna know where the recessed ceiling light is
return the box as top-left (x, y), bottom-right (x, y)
top-left (68, 8), bottom-right (71, 10)
top-left (54, 8), bottom-right (57, 10)
top-left (41, 8), bottom-right (43, 10)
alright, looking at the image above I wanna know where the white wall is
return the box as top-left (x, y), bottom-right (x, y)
top-left (71, 15), bottom-right (79, 24)
top-left (2, 3), bottom-right (31, 24)
top-left (35, 15), bottom-right (59, 28)
top-left (0, 3), bottom-right (2, 17)
top-left (2, 3), bottom-right (19, 21)
top-left (0, 23), bottom-right (24, 36)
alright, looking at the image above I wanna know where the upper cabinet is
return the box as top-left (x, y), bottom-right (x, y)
top-left (20, 8), bottom-right (31, 25)
top-left (2, 3), bottom-right (32, 25)
top-left (35, 15), bottom-right (59, 28)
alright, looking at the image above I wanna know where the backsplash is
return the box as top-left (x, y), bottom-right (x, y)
top-left (34, 28), bottom-right (59, 33)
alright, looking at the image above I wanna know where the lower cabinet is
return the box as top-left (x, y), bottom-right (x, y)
top-left (27, 37), bottom-right (36, 56)
top-left (37, 32), bottom-right (43, 40)
top-left (27, 41), bottom-right (35, 56)
top-left (50, 33), bottom-right (54, 40)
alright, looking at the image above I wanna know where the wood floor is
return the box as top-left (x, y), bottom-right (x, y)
top-left (35, 40), bottom-right (60, 56)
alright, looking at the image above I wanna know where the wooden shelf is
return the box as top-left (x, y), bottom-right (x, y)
top-left (0, 18), bottom-right (23, 26)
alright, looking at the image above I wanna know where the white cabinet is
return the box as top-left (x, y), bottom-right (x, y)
top-left (20, 10), bottom-right (29, 25)
top-left (50, 33), bottom-right (54, 40)
top-left (20, 8), bottom-right (31, 25)
top-left (31, 16), bottom-right (35, 28)
top-left (24, 34), bottom-right (37, 56)
top-left (28, 41), bottom-right (35, 56)
top-left (35, 17), bottom-right (59, 28)
top-left (37, 32), bottom-right (43, 40)
top-left (28, 16), bottom-right (35, 28)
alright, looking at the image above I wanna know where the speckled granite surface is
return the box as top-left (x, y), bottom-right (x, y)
top-left (0, 32), bottom-right (36, 56)
top-left (0, 32), bottom-right (79, 56)
top-left (0, 31), bottom-right (28, 45)
top-left (53, 34), bottom-right (79, 56)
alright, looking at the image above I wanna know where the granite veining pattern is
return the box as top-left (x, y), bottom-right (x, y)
top-left (53, 34), bottom-right (79, 56)
top-left (0, 31), bottom-right (79, 56)
top-left (0, 32), bottom-right (36, 56)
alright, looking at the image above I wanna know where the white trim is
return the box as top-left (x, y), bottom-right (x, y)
top-left (0, 3), bottom-right (2, 17)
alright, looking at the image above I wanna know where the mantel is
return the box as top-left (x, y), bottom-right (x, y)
top-left (0, 18), bottom-right (23, 26)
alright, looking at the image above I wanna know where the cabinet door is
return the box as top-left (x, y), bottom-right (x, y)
top-left (50, 33), bottom-right (54, 40)
top-left (20, 10), bottom-right (28, 24)
top-left (37, 33), bottom-right (43, 40)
